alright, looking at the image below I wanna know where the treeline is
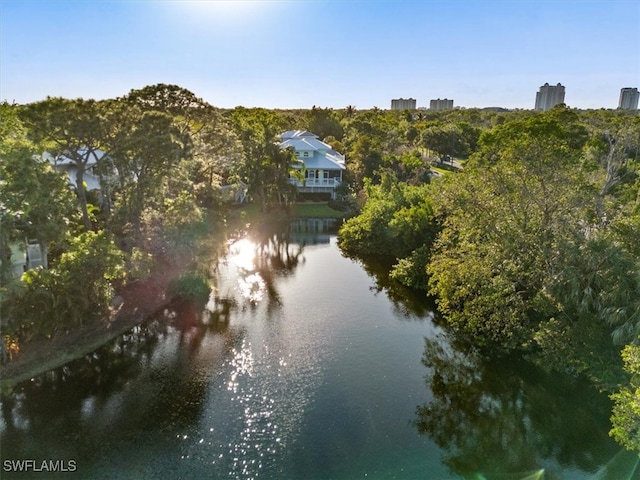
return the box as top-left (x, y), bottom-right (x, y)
top-left (1, 86), bottom-right (423, 348)
top-left (2, 86), bottom-right (638, 450)
top-left (0, 85), bottom-right (345, 348)
top-left (338, 105), bottom-right (640, 453)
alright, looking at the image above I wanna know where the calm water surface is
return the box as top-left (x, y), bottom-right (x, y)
top-left (0, 221), bottom-right (631, 479)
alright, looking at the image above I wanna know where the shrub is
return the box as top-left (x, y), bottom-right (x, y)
top-left (3, 231), bottom-right (125, 340)
top-left (167, 272), bottom-right (211, 307)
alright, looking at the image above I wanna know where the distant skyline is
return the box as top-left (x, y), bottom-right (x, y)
top-left (1, 0), bottom-right (638, 110)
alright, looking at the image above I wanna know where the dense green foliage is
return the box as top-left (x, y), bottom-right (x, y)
top-left (167, 272), bottom-right (212, 307)
top-left (1, 87), bottom-right (639, 452)
top-left (338, 105), bottom-right (640, 452)
top-left (5, 231), bottom-right (124, 340)
top-left (339, 175), bottom-right (437, 290)
top-left (0, 104), bottom-right (76, 279)
top-left (610, 343), bottom-right (640, 452)
top-left (428, 114), bottom-right (594, 354)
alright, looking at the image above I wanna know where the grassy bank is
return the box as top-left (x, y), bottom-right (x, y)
top-left (291, 203), bottom-right (346, 218)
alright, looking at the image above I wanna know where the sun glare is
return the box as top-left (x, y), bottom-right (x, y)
top-left (229, 238), bottom-right (256, 271)
top-left (165, 0), bottom-right (275, 29)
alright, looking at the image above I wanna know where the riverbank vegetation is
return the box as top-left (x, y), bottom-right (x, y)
top-left (1, 87), bottom-right (638, 451)
top-left (338, 105), bottom-right (640, 453)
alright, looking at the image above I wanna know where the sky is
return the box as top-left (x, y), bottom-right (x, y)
top-left (1, 0), bottom-right (638, 110)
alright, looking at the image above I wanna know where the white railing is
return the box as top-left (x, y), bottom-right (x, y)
top-left (289, 178), bottom-right (341, 187)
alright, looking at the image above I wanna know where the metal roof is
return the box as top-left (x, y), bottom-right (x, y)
top-left (281, 130), bottom-right (317, 140)
top-left (291, 152), bottom-right (345, 170)
top-left (279, 130), bottom-right (345, 162)
top-left (279, 130), bottom-right (346, 171)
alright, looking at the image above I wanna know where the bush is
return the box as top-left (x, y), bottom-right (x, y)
top-left (167, 272), bottom-right (211, 307)
top-left (3, 231), bottom-right (125, 340)
top-left (390, 245), bottom-right (431, 290)
top-left (338, 180), bottom-right (436, 260)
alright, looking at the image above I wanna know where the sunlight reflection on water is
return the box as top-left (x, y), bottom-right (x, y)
top-left (2, 226), bottom-right (618, 480)
top-left (237, 273), bottom-right (266, 303)
top-left (221, 339), bottom-right (285, 478)
top-left (226, 238), bottom-right (267, 303)
top-left (228, 238), bottom-right (256, 271)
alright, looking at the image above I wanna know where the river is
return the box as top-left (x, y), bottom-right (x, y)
top-left (0, 219), bottom-right (633, 479)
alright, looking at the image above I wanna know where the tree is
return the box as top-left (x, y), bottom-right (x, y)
top-left (419, 122), bottom-right (459, 159)
top-left (228, 107), bottom-right (298, 211)
top-left (124, 83), bottom-right (211, 133)
top-left (121, 84), bottom-right (243, 209)
top-left (107, 106), bottom-right (185, 244)
top-left (346, 136), bottom-right (384, 188)
top-left (339, 174), bottom-right (436, 264)
top-left (610, 343), bottom-right (640, 453)
top-left (427, 113), bottom-right (593, 353)
top-left (306, 106), bottom-right (344, 140)
top-left (0, 103), bottom-right (75, 285)
top-left (5, 231), bottom-right (124, 341)
top-left (188, 114), bottom-right (242, 208)
top-left (533, 235), bottom-right (638, 383)
top-left (19, 98), bottom-right (116, 231)
top-left (343, 105), bottom-right (356, 119)
top-left (582, 113), bottom-right (640, 199)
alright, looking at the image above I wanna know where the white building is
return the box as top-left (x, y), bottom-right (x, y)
top-left (391, 98), bottom-right (417, 110)
top-left (535, 83), bottom-right (565, 111)
top-left (44, 148), bottom-right (108, 191)
top-left (280, 130), bottom-right (346, 200)
top-left (618, 87), bottom-right (639, 110)
top-left (429, 98), bottom-right (454, 111)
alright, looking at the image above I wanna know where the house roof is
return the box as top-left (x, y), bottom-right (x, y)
top-left (44, 148), bottom-right (108, 167)
top-left (297, 152), bottom-right (346, 170)
top-left (281, 130), bottom-right (317, 140)
top-left (279, 130), bottom-right (345, 161)
top-left (279, 130), bottom-right (346, 171)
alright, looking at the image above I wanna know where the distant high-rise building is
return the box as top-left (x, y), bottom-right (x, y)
top-left (391, 98), bottom-right (416, 110)
top-left (429, 98), bottom-right (454, 111)
top-left (534, 83), bottom-right (565, 111)
top-left (618, 87), bottom-right (639, 110)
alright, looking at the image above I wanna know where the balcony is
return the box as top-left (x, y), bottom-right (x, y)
top-left (289, 178), bottom-right (341, 188)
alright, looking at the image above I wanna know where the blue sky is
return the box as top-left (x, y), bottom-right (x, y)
top-left (1, 0), bottom-right (638, 109)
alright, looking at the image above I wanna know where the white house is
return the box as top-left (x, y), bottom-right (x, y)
top-left (44, 148), bottom-right (106, 192)
top-left (280, 130), bottom-right (346, 200)
top-left (2, 239), bottom-right (47, 280)
top-left (1, 149), bottom-right (111, 281)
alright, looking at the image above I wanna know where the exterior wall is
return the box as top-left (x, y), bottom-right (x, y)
top-left (8, 243), bottom-right (27, 279)
top-left (2, 240), bottom-right (47, 280)
top-left (535, 83), bottom-right (565, 111)
top-left (289, 171), bottom-right (343, 199)
top-left (296, 150), bottom-right (314, 159)
top-left (391, 98), bottom-right (416, 110)
top-left (281, 130), bottom-right (345, 199)
top-left (429, 98), bottom-right (454, 111)
top-left (619, 88), bottom-right (639, 110)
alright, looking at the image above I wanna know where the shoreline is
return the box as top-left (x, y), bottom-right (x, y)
top-left (0, 206), bottom-right (347, 396)
top-left (0, 262), bottom-right (180, 396)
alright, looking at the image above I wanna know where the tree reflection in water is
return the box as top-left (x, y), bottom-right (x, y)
top-left (337, 250), bottom-right (436, 320)
top-left (415, 335), bottom-right (620, 479)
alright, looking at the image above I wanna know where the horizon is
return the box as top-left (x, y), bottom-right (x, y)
top-left (1, 0), bottom-right (638, 110)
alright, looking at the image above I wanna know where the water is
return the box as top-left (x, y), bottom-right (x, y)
top-left (0, 220), bottom-right (629, 479)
